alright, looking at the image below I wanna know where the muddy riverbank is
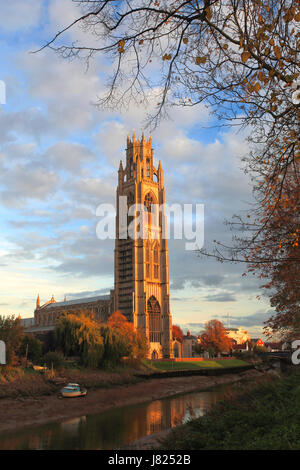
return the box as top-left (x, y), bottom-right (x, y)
top-left (0, 368), bottom-right (264, 436)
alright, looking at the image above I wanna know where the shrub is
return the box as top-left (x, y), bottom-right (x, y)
top-left (233, 350), bottom-right (258, 361)
top-left (0, 365), bottom-right (24, 382)
top-left (42, 351), bottom-right (65, 369)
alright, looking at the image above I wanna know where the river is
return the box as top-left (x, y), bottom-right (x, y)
top-left (0, 385), bottom-right (231, 450)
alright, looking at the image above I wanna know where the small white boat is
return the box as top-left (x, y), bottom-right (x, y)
top-left (60, 383), bottom-right (87, 398)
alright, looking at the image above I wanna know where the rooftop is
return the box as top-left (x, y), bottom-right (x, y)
top-left (20, 317), bottom-right (35, 327)
top-left (25, 325), bottom-right (55, 333)
top-left (41, 294), bottom-right (110, 309)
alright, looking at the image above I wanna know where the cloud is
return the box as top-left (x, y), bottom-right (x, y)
top-left (55, 251), bottom-right (113, 278)
top-left (0, 107), bottom-right (50, 144)
top-left (45, 142), bottom-right (95, 173)
top-left (203, 292), bottom-right (237, 302)
top-left (48, 0), bottom-right (103, 46)
top-left (94, 121), bottom-right (128, 167)
top-left (0, 143), bottom-right (37, 162)
top-left (0, 0), bottom-right (43, 32)
top-left (2, 222), bottom-right (115, 282)
top-left (17, 50), bottom-right (107, 137)
top-left (178, 322), bottom-right (205, 334)
top-left (0, 162), bottom-right (59, 208)
top-left (64, 176), bottom-right (115, 206)
top-left (177, 310), bottom-right (273, 337)
top-left (192, 274), bottom-right (225, 287)
top-left (65, 287), bottom-right (112, 300)
top-left (216, 310), bottom-right (273, 328)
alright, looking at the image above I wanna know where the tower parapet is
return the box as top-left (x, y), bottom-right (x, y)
top-left (120, 133), bottom-right (161, 187)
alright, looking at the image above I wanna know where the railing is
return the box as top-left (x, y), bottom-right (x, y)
top-left (154, 357), bottom-right (234, 362)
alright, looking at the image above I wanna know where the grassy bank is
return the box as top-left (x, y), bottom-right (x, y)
top-left (147, 359), bottom-right (249, 371)
top-left (160, 369), bottom-right (300, 450)
top-left (0, 364), bottom-right (147, 399)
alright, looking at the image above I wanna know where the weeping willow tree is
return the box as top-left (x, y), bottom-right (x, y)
top-left (55, 311), bottom-right (104, 368)
top-left (99, 324), bottom-right (129, 367)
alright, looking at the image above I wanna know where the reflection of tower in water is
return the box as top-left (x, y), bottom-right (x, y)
top-left (144, 392), bottom-right (216, 434)
top-left (146, 401), bottom-right (163, 435)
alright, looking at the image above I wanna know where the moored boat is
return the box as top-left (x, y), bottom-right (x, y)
top-left (60, 383), bottom-right (87, 398)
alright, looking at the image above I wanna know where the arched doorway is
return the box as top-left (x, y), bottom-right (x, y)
top-left (148, 296), bottom-right (161, 343)
top-left (151, 350), bottom-right (158, 360)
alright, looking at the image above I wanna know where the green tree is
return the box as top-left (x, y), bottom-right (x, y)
top-left (0, 315), bottom-right (24, 364)
top-left (43, 351), bottom-right (65, 369)
top-left (193, 341), bottom-right (205, 356)
top-left (20, 335), bottom-right (43, 363)
top-left (100, 324), bottom-right (129, 367)
top-left (131, 329), bottom-right (149, 360)
top-left (55, 311), bottom-right (104, 368)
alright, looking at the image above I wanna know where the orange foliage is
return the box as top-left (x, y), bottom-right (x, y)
top-left (107, 311), bottom-right (148, 359)
top-left (200, 320), bottom-right (233, 354)
top-left (172, 325), bottom-right (183, 342)
top-left (108, 311), bottom-right (134, 332)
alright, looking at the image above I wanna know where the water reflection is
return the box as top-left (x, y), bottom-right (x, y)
top-left (0, 387), bottom-right (227, 450)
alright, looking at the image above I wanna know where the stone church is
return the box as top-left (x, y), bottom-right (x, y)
top-left (28, 133), bottom-right (173, 359)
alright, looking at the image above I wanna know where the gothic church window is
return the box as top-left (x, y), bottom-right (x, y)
top-left (148, 296), bottom-right (161, 343)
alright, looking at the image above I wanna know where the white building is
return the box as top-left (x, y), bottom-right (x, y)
top-left (226, 327), bottom-right (251, 344)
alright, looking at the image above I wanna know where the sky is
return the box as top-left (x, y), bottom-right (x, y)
top-left (0, 0), bottom-right (274, 338)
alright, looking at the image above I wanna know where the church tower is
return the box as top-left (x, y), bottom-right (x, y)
top-left (114, 133), bottom-right (173, 358)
